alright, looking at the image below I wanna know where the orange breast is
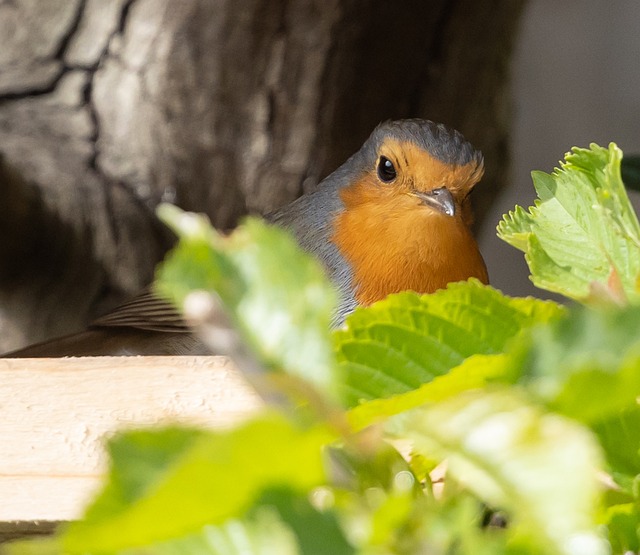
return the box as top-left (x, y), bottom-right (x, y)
top-left (331, 184), bottom-right (488, 305)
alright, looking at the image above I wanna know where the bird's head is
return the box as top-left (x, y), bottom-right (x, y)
top-left (338, 119), bottom-right (484, 227)
top-left (330, 119), bottom-right (488, 306)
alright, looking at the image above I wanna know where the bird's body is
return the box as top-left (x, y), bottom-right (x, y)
top-left (5, 119), bottom-right (488, 357)
top-left (271, 119), bottom-right (487, 324)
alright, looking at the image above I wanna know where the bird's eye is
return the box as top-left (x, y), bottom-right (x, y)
top-left (377, 156), bottom-right (397, 183)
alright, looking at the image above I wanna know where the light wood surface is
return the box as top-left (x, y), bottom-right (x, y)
top-left (0, 356), bottom-right (261, 523)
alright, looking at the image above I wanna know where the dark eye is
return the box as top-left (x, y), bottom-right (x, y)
top-left (377, 156), bottom-right (397, 183)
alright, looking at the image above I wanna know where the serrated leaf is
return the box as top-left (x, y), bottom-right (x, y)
top-left (63, 414), bottom-right (333, 553)
top-left (347, 354), bottom-right (511, 431)
top-left (514, 304), bottom-right (640, 423)
top-left (334, 280), bottom-right (563, 406)
top-left (155, 205), bottom-right (338, 398)
top-left (498, 143), bottom-right (640, 302)
top-left (396, 390), bottom-right (607, 555)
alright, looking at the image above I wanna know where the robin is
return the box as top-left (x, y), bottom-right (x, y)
top-left (4, 119), bottom-right (488, 357)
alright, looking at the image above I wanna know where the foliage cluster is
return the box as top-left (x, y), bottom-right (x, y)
top-left (8, 143), bottom-right (640, 555)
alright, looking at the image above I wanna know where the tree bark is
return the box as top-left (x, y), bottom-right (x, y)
top-left (0, 0), bottom-right (526, 351)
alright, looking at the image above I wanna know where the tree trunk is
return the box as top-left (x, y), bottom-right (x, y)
top-left (0, 0), bottom-right (526, 352)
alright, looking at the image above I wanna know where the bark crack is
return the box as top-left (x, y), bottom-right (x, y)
top-left (82, 0), bottom-right (140, 244)
top-left (0, 0), bottom-right (87, 102)
top-left (53, 0), bottom-right (88, 61)
top-left (0, 70), bottom-right (65, 102)
top-left (84, 0), bottom-right (137, 173)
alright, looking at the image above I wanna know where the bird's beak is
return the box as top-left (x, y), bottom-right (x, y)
top-left (411, 187), bottom-right (456, 217)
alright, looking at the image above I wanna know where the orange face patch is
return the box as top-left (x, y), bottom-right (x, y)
top-left (331, 139), bottom-right (488, 305)
top-left (378, 139), bottom-right (483, 197)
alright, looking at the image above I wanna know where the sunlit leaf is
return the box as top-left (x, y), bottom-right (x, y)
top-left (142, 489), bottom-right (354, 555)
top-left (126, 508), bottom-right (301, 555)
top-left (514, 304), bottom-right (640, 423)
top-left (498, 143), bottom-right (640, 302)
top-left (396, 389), bottom-right (607, 555)
top-left (347, 353), bottom-right (512, 431)
top-left (155, 206), bottom-right (338, 398)
top-left (335, 280), bottom-right (562, 406)
top-left (63, 414), bottom-right (333, 553)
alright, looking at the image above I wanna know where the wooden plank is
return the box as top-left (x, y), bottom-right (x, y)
top-left (0, 356), bottom-right (262, 523)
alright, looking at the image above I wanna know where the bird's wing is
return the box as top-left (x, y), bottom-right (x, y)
top-left (4, 328), bottom-right (208, 357)
top-left (90, 289), bottom-right (190, 332)
top-left (2, 291), bottom-right (204, 357)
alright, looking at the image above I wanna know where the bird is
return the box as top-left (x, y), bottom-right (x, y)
top-left (4, 119), bottom-right (488, 357)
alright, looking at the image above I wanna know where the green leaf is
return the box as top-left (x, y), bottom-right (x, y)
top-left (155, 205), bottom-right (338, 399)
top-left (498, 143), bottom-right (640, 302)
top-left (414, 495), bottom-right (512, 555)
top-left (347, 353), bottom-right (512, 431)
top-left (128, 507), bottom-right (302, 555)
top-left (82, 428), bottom-right (205, 522)
top-left (388, 494), bottom-right (512, 555)
top-left (591, 406), bottom-right (640, 492)
top-left (1, 538), bottom-right (62, 555)
top-left (514, 304), bottom-right (640, 423)
top-left (396, 389), bottom-right (607, 555)
top-left (334, 280), bottom-right (562, 406)
top-left (138, 489), bottom-right (354, 555)
top-left (249, 488), bottom-right (353, 555)
top-left (329, 445), bottom-right (510, 554)
top-left (603, 502), bottom-right (640, 554)
top-left (63, 414), bottom-right (333, 553)
top-left (327, 439), bottom-right (419, 494)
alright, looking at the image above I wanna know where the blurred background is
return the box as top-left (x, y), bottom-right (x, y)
top-left (482, 0), bottom-right (640, 297)
top-left (2, 0), bottom-right (640, 351)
